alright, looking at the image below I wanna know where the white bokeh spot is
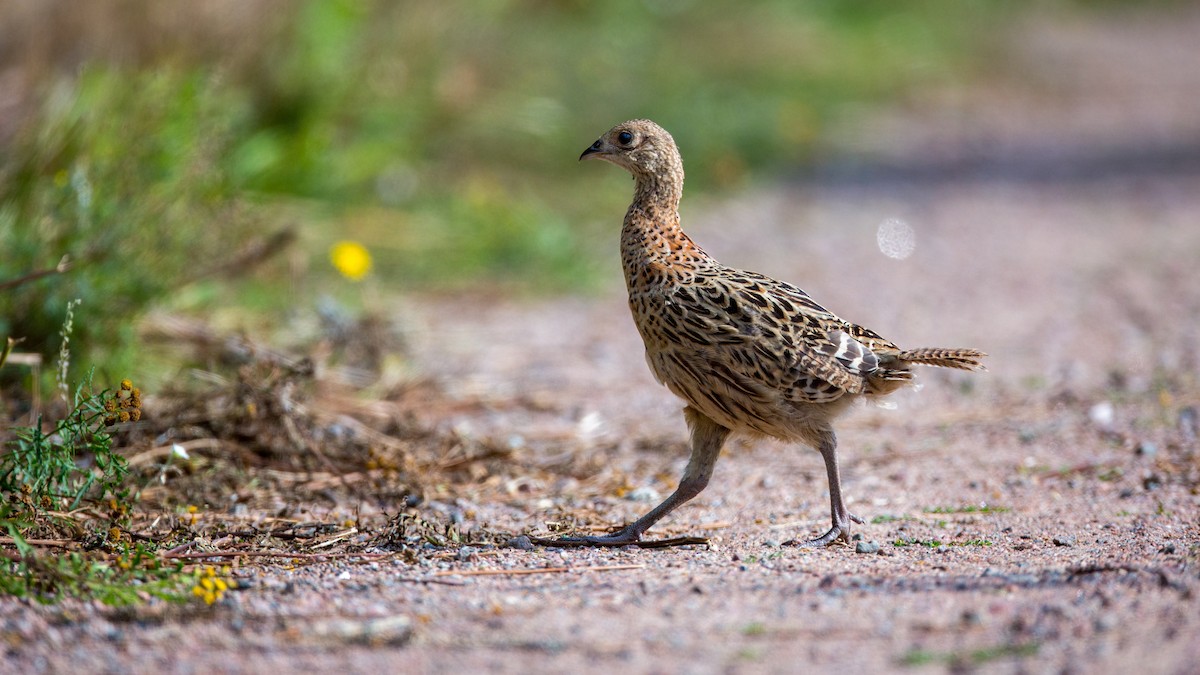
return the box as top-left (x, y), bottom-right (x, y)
top-left (876, 217), bottom-right (916, 260)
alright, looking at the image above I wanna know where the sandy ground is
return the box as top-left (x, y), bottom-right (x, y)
top-left (4, 6), bottom-right (1200, 675)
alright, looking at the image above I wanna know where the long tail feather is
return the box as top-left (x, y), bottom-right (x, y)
top-left (897, 347), bottom-right (987, 371)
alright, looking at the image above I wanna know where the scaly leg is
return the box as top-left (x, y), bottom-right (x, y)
top-left (789, 428), bottom-right (861, 547)
top-left (537, 407), bottom-right (730, 547)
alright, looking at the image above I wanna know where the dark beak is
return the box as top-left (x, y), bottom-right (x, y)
top-left (579, 139), bottom-right (603, 161)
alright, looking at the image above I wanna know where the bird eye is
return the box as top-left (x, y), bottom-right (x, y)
top-left (617, 131), bottom-right (634, 145)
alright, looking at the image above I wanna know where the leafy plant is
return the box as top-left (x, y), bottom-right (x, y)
top-left (0, 373), bottom-right (205, 606)
top-left (0, 372), bottom-right (139, 511)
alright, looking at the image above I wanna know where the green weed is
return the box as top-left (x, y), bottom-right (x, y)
top-left (893, 537), bottom-right (992, 548)
top-left (900, 642), bottom-right (1039, 667)
top-left (0, 371), bottom-right (138, 511)
top-left (0, 373), bottom-right (202, 606)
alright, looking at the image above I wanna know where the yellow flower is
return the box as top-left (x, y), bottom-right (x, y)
top-left (192, 565), bottom-right (234, 605)
top-left (330, 240), bottom-right (372, 281)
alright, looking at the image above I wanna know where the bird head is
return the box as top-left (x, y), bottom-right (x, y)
top-left (580, 119), bottom-right (681, 179)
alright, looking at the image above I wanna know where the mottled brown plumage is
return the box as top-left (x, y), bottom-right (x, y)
top-left (554, 119), bottom-right (984, 548)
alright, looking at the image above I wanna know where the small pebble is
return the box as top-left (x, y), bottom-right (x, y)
top-left (1088, 401), bottom-right (1115, 430)
top-left (855, 541), bottom-right (880, 554)
top-left (763, 539), bottom-right (781, 548)
top-left (505, 535), bottom-right (535, 551)
top-left (305, 615), bottom-right (413, 647)
top-left (1135, 441), bottom-right (1157, 457)
top-left (1160, 542), bottom-right (1176, 554)
top-left (627, 486), bottom-right (661, 503)
top-left (1053, 535), bottom-right (1075, 547)
top-left (1179, 407), bottom-right (1197, 443)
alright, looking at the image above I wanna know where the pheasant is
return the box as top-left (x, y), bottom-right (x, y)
top-left (550, 119), bottom-right (984, 548)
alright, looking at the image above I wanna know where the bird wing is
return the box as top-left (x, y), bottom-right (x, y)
top-left (648, 269), bottom-right (896, 404)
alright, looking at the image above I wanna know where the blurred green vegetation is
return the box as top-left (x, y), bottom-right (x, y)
top-left (0, 0), bottom-right (1023, 382)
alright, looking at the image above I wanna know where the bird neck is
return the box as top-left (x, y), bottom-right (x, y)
top-left (620, 171), bottom-right (707, 285)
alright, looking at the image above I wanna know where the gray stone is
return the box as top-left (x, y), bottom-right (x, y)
top-left (855, 541), bottom-right (881, 554)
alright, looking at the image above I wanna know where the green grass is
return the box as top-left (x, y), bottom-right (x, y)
top-left (893, 538), bottom-right (993, 548)
top-left (901, 642), bottom-right (1039, 667)
top-left (741, 621), bottom-right (768, 636)
top-left (0, 533), bottom-right (194, 606)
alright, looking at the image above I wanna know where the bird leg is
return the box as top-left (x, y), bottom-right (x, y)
top-left (535, 407), bottom-right (729, 548)
top-left (788, 429), bottom-right (860, 547)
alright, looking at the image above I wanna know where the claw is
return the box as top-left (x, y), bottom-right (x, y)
top-left (783, 525), bottom-right (850, 548)
top-left (803, 525), bottom-right (850, 547)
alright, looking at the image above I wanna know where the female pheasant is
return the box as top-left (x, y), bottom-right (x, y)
top-left (557, 119), bottom-right (984, 548)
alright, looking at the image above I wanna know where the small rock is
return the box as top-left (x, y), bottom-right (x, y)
top-left (1160, 542), bottom-right (1176, 554)
top-left (458, 546), bottom-right (476, 562)
top-left (505, 535), bottom-right (535, 551)
top-left (1088, 401), bottom-right (1115, 430)
top-left (763, 539), bottom-right (781, 548)
top-left (1143, 474), bottom-right (1162, 491)
top-left (1053, 535), bottom-right (1075, 547)
top-left (305, 615), bottom-right (413, 647)
top-left (1135, 441), bottom-right (1157, 457)
top-left (626, 486), bottom-right (661, 503)
top-left (1180, 407), bottom-right (1197, 444)
top-left (855, 541), bottom-right (880, 554)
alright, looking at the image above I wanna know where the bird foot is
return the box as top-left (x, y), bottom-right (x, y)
top-left (782, 514), bottom-right (863, 548)
top-left (528, 532), bottom-right (709, 549)
top-left (786, 525), bottom-right (850, 548)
